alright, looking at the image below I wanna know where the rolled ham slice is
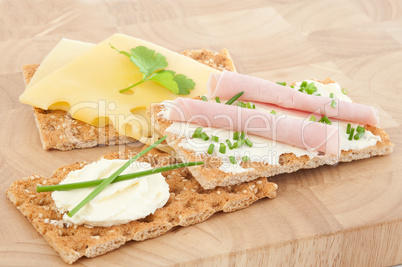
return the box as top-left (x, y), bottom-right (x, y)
top-left (168, 98), bottom-right (340, 155)
top-left (207, 71), bottom-right (379, 125)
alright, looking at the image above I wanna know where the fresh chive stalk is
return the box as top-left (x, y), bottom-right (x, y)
top-left (229, 156), bottom-right (237, 164)
top-left (245, 138), bottom-right (253, 147)
top-left (233, 131), bottom-right (240, 140)
top-left (330, 93), bottom-right (334, 98)
top-left (242, 156), bottom-right (249, 162)
top-left (238, 101), bottom-right (246, 108)
top-left (354, 131), bottom-right (364, 140)
top-left (212, 135), bottom-right (219, 142)
top-left (215, 97), bottom-right (221, 103)
top-left (331, 100), bottom-right (337, 109)
top-left (232, 141), bottom-right (239, 149)
top-left (356, 126), bottom-right (365, 133)
top-left (192, 127), bottom-right (203, 138)
top-left (200, 132), bottom-right (209, 141)
top-left (310, 115), bottom-right (316, 122)
top-left (219, 143), bottom-right (226, 154)
top-left (270, 110), bottom-right (277, 115)
top-left (37, 161), bottom-right (204, 192)
top-left (226, 139), bottom-right (234, 149)
top-left (276, 82), bottom-right (286, 86)
top-left (207, 144), bottom-right (214, 154)
top-left (236, 139), bottom-right (245, 147)
top-left (342, 88), bottom-right (348, 95)
top-left (348, 128), bottom-right (355, 141)
top-left (240, 131), bottom-right (246, 140)
top-left (66, 135), bottom-right (167, 217)
top-left (346, 123), bottom-right (351, 134)
top-left (225, 91), bottom-right (244, 105)
top-left (246, 102), bottom-right (254, 109)
top-left (319, 116), bottom-right (332, 125)
top-left (201, 96), bottom-right (208, 102)
top-left (290, 85), bottom-right (294, 89)
top-left (300, 81), bottom-right (307, 88)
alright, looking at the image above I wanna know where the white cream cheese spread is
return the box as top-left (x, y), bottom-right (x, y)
top-left (52, 158), bottom-right (170, 227)
top-left (158, 80), bottom-right (381, 174)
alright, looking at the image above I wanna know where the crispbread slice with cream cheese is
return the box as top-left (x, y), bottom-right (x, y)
top-left (150, 80), bottom-right (394, 190)
top-left (22, 47), bottom-right (236, 151)
top-left (6, 148), bottom-right (277, 264)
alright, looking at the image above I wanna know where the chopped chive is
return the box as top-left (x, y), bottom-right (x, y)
top-left (310, 115), bottom-right (316, 122)
top-left (236, 139), bottom-right (245, 147)
top-left (346, 123), bottom-right (351, 134)
top-left (242, 156), bottom-right (249, 162)
top-left (207, 144), bottom-right (215, 154)
top-left (331, 100), bottom-right (337, 109)
top-left (270, 110), bottom-right (277, 115)
top-left (354, 131), bottom-right (365, 140)
top-left (37, 161), bottom-right (204, 192)
top-left (192, 127), bottom-right (203, 138)
top-left (298, 88), bottom-right (304, 92)
top-left (319, 116), bottom-right (332, 125)
top-left (348, 127), bottom-right (355, 141)
top-left (201, 96), bottom-right (208, 102)
top-left (245, 138), bottom-right (253, 147)
top-left (276, 82), bottom-right (286, 86)
top-left (304, 83), bottom-right (317, 95)
top-left (225, 91), bottom-right (244, 105)
top-left (290, 85), bottom-right (295, 89)
top-left (330, 93), bottom-right (334, 98)
top-left (200, 132), bottom-right (209, 141)
top-left (211, 135), bottom-right (219, 142)
top-left (238, 101), bottom-right (246, 108)
top-left (246, 102), bottom-right (254, 109)
top-left (67, 135), bottom-right (167, 217)
top-left (342, 88), bottom-right (348, 95)
top-left (215, 96), bottom-right (221, 103)
top-left (300, 81), bottom-right (307, 88)
top-left (229, 156), bottom-right (236, 164)
top-left (225, 139), bottom-right (234, 149)
top-left (219, 143), bottom-right (226, 154)
top-left (240, 131), bottom-right (246, 139)
top-left (233, 131), bottom-right (240, 140)
top-left (315, 93), bottom-right (321, 96)
top-left (356, 126), bottom-right (365, 133)
top-left (232, 141), bottom-right (239, 149)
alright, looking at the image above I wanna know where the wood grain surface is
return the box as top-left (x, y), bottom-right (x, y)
top-left (1, 0), bottom-right (401, 266)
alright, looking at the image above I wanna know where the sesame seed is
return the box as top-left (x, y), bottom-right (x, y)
top-left (217, 191), bottom-right (221, 195)
top-left (243, 190), bottom-right (247, 194)
top-left (273, 184), bottom-right (278, 190)
top-left (256, 181), bottom-right (262, 184)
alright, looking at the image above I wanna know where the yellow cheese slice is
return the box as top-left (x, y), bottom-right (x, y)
top-left (20, 33), bottom-right (220, 142)
top-left (27, 39), bottom-right (95, 89)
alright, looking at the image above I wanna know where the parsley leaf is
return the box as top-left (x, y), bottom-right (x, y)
top-left (110, 44), bottom-right (196, 95)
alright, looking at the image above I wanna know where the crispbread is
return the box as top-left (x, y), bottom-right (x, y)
top-left (22, 48), bottom-right (236, 151)
top-left (150, 81), bottom-right (394, 189)
top-left (6, 148), bottom-right (277, 264)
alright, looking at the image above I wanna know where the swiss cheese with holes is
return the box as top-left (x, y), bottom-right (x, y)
top-left (19, 33), bottom-right (220, 142)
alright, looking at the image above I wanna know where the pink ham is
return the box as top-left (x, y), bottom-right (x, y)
top-left (168, 98), bottom-right (340, 155)
top-left (207, 71), bottom-right (379, 125)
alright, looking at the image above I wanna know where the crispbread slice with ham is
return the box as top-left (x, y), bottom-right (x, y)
top-left (150, 79), bottom-right (394, 190)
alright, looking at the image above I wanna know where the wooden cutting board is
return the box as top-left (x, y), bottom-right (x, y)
top-left (1, 0), bottom-right (401, 266)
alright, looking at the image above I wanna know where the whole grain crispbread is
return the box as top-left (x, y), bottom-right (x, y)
top-left (22, 48), bottom-right (236, 151)
top-left (150, 81), bottom-right (394, 190)
top-left (6, 148), bottom-right (277, 264)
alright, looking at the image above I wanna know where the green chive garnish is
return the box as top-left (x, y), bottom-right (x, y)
top-left (330, 93), bottom-right (334, 98)
top-left (290, 85), bottom-right (295, 89)
top-left (331, 100), bottom-right (337, 109)
top-left (246, 102), bottom-right (254, 109)
top-left (219, 143), bottom-right (226, 154)
top-left (354, 131), bottom-right (364, 140)
top-left (270, 110), bottom-right (277, 115)
top-left (192, 127), bottom-right (202, 138)
top-left (310, 115), bottom-right (316, 121)
top-left (233, 131), bottom-right (240, 140)
top-left (276, 82), bottom-right (286, 86)
top-left (225, 91), bottom-right (244, 105)
top-left (245, 138), bottom-right (253, 147)
top-left (232, 141), bottom-right (239, 149)
top-left (236, 139), bottom-right (245, 147)
top-left (66, 135), bottom-right (167, 217)
top-left (207, 144), bottom-right (214, 154)
top-left (356, 126), bottom-right (365, 133)
top-left (300, 81), bottom-right (307, 88)
top-left (238, 101), bottom-right (246, 108)
top-left (38, 161), bottom-right (204, 193)
top-left (200, 132), bottom-right (209, 141)
top-left (242, 156), bottom-right (249, 162)
top-left (304, 83), bottom-right (317, 95)
top-left (201, 96), bottom-right (208, 102)
top-left (215, 96), bottom-right (221, 103)
top-left (229, 156), bottom-right (236, 164)
top-left (240, 131), bottom-right (246, 139)
top-left (212, 135), bottom-right (219, 142)
top-left (342, 88), bottom-right (348, 95)
top-left (319, 116), bottom-right (332, 125)
top-left (315, 93), bottom-right (321, 96)
top-left (348, 127), bottom-right (355, 141)
top-left (226, 139), bottom-right (234, 149)
top-left (346, 123), bottom-right (351, 134)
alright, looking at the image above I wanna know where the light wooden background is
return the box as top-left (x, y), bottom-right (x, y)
top-left (1, 0), bottom-right (401, 266)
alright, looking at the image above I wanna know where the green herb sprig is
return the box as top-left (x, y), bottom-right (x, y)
top-left (110, 45), bottom-right (195, 95)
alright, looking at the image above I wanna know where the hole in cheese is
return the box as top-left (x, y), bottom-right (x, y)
top-left (92, 117), bottom-right (111, 127)
top-left (48, 101), bottom-right (71, 111)
top-left (121, 90), bottom-right (134, 95)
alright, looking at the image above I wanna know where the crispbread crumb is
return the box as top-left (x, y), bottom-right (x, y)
top-left (6, 149), bottom-right (276, 264)
top-left (22, 48), bottom-right (236, 151)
